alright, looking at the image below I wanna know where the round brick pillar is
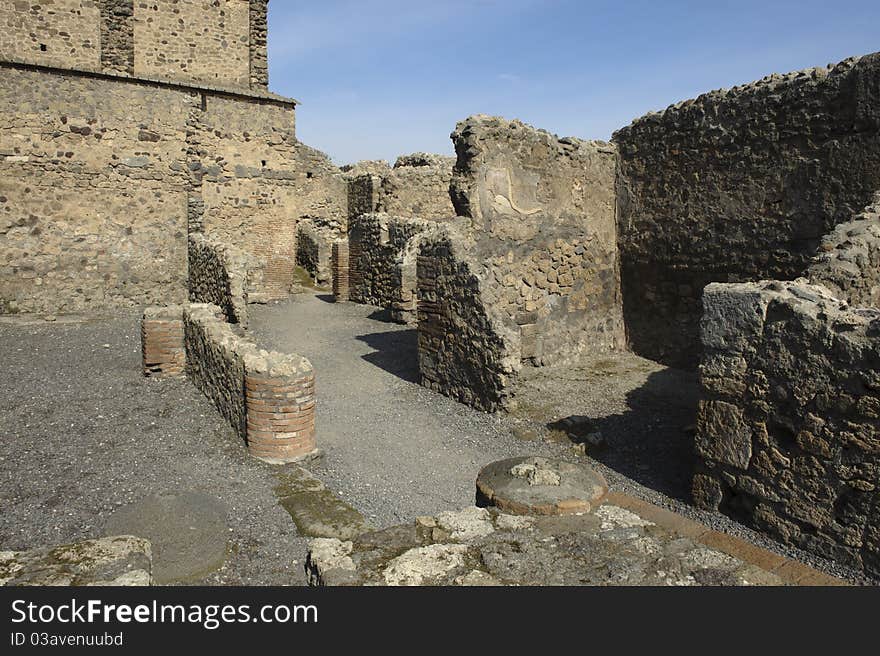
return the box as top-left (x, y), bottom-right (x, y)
top-left (245, 370), bottom-right (316, 463)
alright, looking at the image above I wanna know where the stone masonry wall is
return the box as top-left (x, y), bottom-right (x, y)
top-left (194, 94), bottom-right (347, 300)
top-left (808, 192), bottom-right (880, 308)
top-left (188, 233), bottom-right (262, 326)
top-left (377, 153), bottom-right (456, 220)
top-left (100, 0), bottom-right (134, 75)
top-left (0, 65), bottom-right (191, 314)
top-left (449, 115), bottom-right (624, 367)
top-left (417, 228), bottom-right (520, 412)
top-left (295, 220), bottom-right (334, 286)
top-left (132, 0), bottom-right (251, 89)
top-left (349, 213), bottom-right (436, 315)
top-left (614, 53), bottom-right (880, 369)
top-left (694, 280), bottom-right (880, 576)
top-left (0, 0), bottom-right (102, 71)
top-left (182, 303), bottom-right (318, 462)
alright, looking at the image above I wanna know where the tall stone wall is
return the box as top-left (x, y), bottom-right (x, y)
top-left (808, 193), bottom-right (880, 308)
top-left (0, 1), bottom-right (269, 92)
top-left (614, 53), bottom-right (880, 369)
top-left (449, 115), bottom-right (624, 366)
top-left (132, 0), bottom-right (251, 89)
top-left (0, 0), bottom-right (101, 71)
top-left (0, 65), bottom-right (191, 314)
top-left (193, 94), bottom-right (347, 300)
top-left (694, 280), bottom-right (880, 576)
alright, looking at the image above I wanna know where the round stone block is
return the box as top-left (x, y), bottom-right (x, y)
top-left (476, 456), bottom-right (608, 516)
top-left (104, 490), bottom-right (228, 584)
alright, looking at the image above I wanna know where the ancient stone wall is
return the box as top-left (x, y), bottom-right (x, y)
top-left (377, 153), bottom-right (456, 220)
top-left (194, 94), bottom-right (347, 300)
top-left (808, 193), bottom-right (880, 308)
top-left (132, 0), bottom-right (251, 89)
top-left (100, 0), bottom-right (135, 75)
top-left (614, 53), bottom-right (880, 369)
top-left (295, 220), bottom-right (334, 286)
top-left (188, 233), bottom-right (261, 326)
top-left (0, 0), bottom-right (101, 71)
top-left (348, 213), bottom-right (437, 317)
top-left (694, 280), bottom-right (880, 576)
top-left (449, 115), bottom-right (624, 367)
top-left (0, 65), bottom-right (191, 314)
top-left (418, 228), bottom-right (520, 412)
top-left (1, 1), bottom-right (268, 92)
top-left (182, 303), bottom-right (318, 462)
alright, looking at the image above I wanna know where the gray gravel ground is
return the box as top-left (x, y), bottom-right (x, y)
top-left (0, 313), bottom-right (311, 585)
top-left (1, 293), bottom-right (873, 585)
top-left (250, 293), bottom-right (874, 585)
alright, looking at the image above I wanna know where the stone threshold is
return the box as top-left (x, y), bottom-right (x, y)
top-left (603, 492), bottom-right (847, 586)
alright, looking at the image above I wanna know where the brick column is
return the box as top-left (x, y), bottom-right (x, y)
top-left (141, 306), bottom-right (185, 377)
top-left (245, 359), bottom-right (317, 463)
top-left (332, 240), bottom-right (350, 302)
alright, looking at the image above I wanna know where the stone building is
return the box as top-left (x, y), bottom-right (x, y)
top-left (0, 0), bottom-right (346, 314)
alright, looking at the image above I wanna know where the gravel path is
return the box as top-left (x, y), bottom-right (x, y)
top-left (0, 314), bottom-right (310, 585)
top-left (250, 293), bottom-right (874, 585)
top-left (0, 295), bottom-right (872, 585)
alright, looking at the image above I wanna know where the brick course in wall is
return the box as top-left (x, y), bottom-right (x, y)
top-left (332, 241), bottom-right (350, 302)
top-left (141, 305), bottom-right (186, 377)
top-left (178, 303), bottom-right (319, 463)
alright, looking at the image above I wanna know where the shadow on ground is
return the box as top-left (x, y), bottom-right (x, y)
top-left (355, 328), bottom-right (419, 383)
top-left (544, 368), bottom-right (699, 503)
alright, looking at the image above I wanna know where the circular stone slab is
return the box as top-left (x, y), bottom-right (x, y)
top-left (104, 490), bottom-right (228, 584)
top-left (476, 456), bottom-right (608, 516)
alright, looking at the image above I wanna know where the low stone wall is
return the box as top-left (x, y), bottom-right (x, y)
top-left (295, 220), bottom-right (334, 286)
top-left (141, 305), bottom-right (185, 377)
top-left (332, 241), bottom-right (350, 302)
top-left (417, 228), bottom-right (519, 412)
top-left (808, 194), bottom-right (880, 307)
top-left (141, 303), bottom-right (318, 463)
top-left (694, 280), bottom-right (880, 576)
top-left (349, 213), bottom-right (436, 321)
top-left (188, 233), bottom-right (262, 327)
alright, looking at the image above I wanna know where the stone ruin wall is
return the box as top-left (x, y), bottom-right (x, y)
top-left (614, 53), bottom-right (880, 369)
top-left (188, 232), bottom-right (263, 326)
top-left (808, 193), bottom-right (880, 308)
top-left (0, 65), bottom-right (191, 314)
top-left (377, 153), bottom-right (456, 220)
top-left (191, 94), bottom-right (346, 300)
top-left (0, 61), bottom-right (347, 314)
top-left (0, 0), bottom-right (269, 92)
top-left (447, 115), bottom-right (624, 367)
top-left (295, 220), bottom-right (334, 287)
top-left (348, 213), bottom-right (441, 321)
top-left (694, 280), bottom-right (880, 576)
top-left (417, 229), bottom-right (519, 412)
top-left (142, 302), bottom-right (318, 463)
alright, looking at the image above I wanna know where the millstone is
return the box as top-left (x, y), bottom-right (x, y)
top-left (104, 490), bottom-right (228, 584)
top-left (476, 456), bottom-right (608, 516)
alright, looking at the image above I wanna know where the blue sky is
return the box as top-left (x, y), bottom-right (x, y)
top-left (267, 0), bottom-right (880, 165)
